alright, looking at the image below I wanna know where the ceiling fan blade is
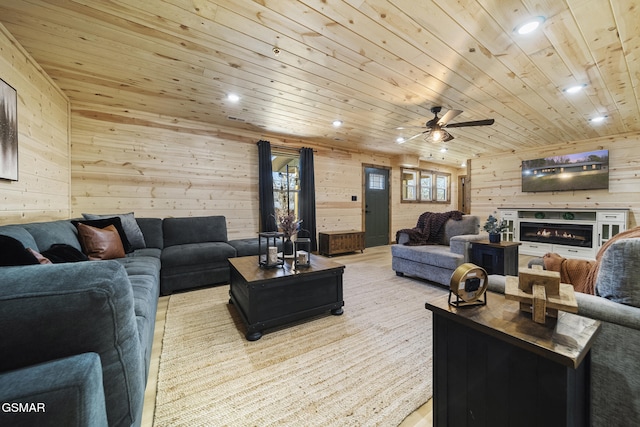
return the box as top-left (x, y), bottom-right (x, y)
top-left (438, 109), bottom-right (462, 126)
top-left (394, 125), bottom-right (429, 130)
top-left (400, 131), bottom-right (428, 143)
top-left (445, 119), bottom-right (495, 128)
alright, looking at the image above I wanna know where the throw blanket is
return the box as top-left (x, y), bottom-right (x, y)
top-left (543, 253), bottom-right (595, 294)
top-left (396, 210), bottom-right (464, 246)
top-left (544, 225), bottom-right (640, 295)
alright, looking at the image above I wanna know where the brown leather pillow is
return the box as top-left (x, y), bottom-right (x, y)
top-left (76, 223), bottom-right (125, 260)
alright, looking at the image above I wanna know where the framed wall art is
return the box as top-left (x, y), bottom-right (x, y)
top-left (1, 78), bottom-right (18, 181)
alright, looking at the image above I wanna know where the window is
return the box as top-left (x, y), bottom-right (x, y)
top-left (401, 170), bottom-right (417, 200)
top-left (369, 173), bottom-right (386, 190)
top-left (272, 152), bottom-right (300, 218)
top-left (401, 168), bottom-right (450, 203)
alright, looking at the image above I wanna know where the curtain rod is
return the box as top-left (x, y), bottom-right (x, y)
top-left (262, 142), bottom-right (317, 153)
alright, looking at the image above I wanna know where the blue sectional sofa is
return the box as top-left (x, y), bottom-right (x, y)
top-left (0, 215), bottom-right (258, 427)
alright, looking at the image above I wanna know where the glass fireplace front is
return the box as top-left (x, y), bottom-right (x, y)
top-left (519, 222), bottom-right (593, 248)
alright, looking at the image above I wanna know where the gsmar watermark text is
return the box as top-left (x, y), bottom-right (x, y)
top-left (2, 402), bottom-right (46, 412)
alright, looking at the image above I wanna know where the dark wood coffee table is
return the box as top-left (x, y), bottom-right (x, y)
top-left (228, 256), bottom-right (345, 341)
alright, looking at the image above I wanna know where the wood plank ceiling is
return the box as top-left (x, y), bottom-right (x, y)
top-left (1, 0), bottom-right (638, 167)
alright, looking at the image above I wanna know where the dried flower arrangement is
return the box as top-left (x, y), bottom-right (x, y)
top-left (278, 210), bottom-right (302, 238)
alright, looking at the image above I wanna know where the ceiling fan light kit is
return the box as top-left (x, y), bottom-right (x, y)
top-left (400, 106), bottom-right (495, 146)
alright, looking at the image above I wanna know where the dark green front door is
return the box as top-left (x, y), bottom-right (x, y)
top-left (364, 166), bottom-right (390, 247)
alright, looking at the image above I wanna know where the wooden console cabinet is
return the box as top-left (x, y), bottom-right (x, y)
top-left (425, 292), bottom-right (600, 427)
top-left (318, 231), bottom-right (365, 256)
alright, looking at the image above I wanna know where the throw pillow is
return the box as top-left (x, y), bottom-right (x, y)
top-left (27, 248), bottom-right (52, 264)
top-left (595, 238), bottom-right (640, 308)
top-left (41, 243), bottom-right (89, 263)
top-left (0, 235), bottom-right (39, 266)
top-left (72, 217), bottom-right (132, 253)
top-left (76, 223), bottom-right (125, 260)
top-left (82, 212), bottom-right (146, 250)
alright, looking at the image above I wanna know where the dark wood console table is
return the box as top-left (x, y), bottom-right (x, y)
top-left (425, 291), bottom-right (600, 427)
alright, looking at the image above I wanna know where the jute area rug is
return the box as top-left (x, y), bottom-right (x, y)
top-left (154, 262), bottom-right (444, 426)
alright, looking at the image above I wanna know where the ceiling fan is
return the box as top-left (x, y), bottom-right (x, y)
top-left (397, 107), bottom-right (495, 143)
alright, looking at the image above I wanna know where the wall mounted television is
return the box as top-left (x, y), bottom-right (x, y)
top-left (521, 149), bottom-right (609, 192)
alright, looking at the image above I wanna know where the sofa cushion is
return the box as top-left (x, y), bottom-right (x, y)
top-left (163, 216), bottom-right (228, 246)
top-left (391, 244), bottom-right (463, 270)
top-left (228, 238), bottom-right (261, 257)
top-left (83, 212), bottom-right (147, 250)
top-left (22, 220), bottom-right (82, 252)
top-left (135, 218), bottom-right (163, 250)
top-left (0, 225), bottom-right (38, 250)
top-left (76, 223), bottom-right (126, 261)
top-left (161, 242), bottom-right (236, 267)
top-left (126, 247), bottom-right (162, 259)
top-left (116, 256), bottom-right (161, 281)
top-left (596, 238), bottom-right (640, 308)
top-left (443, 215), bottom-right (480, 243)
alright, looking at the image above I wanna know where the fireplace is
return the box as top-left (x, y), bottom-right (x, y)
top-left (519, 222), bottom-right (593, 248)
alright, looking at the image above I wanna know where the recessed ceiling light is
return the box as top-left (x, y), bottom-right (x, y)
top-left (514, 16), bottom-right (546, 35)
top-left (227, 93), bottom-right (240, 102)
top-left (563, 84), bottom-right (587, 94)
top-left (589, 115), bottom-right (607, 123)
top-left (461, 162), bottom-right (467, 167)
top-left (332, 120), bottom-right (343, 127)
top-left (396, 137), bottom-right (405, 143)
top-left (440, 147), bottom-right (447, 153)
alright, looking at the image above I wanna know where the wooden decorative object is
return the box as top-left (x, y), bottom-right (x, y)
top-left (504, 268), bottom-right (578, 324)
top-left (318, 231), bottom-right (365, 256)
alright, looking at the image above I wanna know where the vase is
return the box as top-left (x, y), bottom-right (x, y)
top-left (489, 233), bottom-right (501, 243)
top-left (283, 238), bottom-right (295, 256)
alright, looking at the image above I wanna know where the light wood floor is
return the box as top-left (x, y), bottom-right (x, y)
top-left (141, 245), bottom-right (534, 426)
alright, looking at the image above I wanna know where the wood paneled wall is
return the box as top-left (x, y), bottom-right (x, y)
top-left (470, 133), bottom-right (640, 228)
top-left (71, 103), bottom-right (458, 241)
top-left (0, 24), bottom-right (70, 225)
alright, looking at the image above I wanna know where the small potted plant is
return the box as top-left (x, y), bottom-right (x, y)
top-left (483, 212), bottom-right (507, 243)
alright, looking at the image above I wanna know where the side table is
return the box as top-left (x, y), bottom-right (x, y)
top-left (471, 240), bottom-right (521, 275)
top-left (425, 291), bottom-right (600, 427)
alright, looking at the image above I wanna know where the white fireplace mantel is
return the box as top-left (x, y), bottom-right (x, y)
top-left (497, 208), bottom-right (629, 260)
